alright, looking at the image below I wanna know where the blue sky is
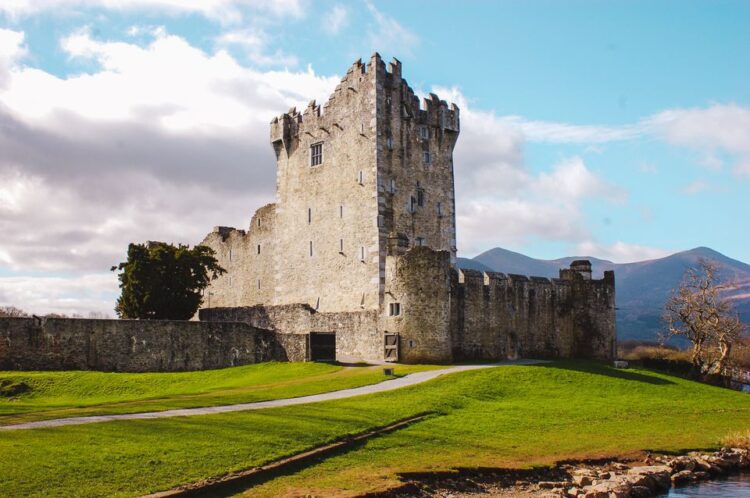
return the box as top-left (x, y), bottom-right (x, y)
top-left (0, 0), bottom-right (748, 314)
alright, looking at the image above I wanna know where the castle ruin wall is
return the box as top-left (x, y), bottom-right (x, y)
top-left (0, 317), bottom-right (289, 372)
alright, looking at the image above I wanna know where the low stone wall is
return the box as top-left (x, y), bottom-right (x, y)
top-left (200, 305), bottom-right (382, 362)
top-left (0, 317), bottom-right (283, 372)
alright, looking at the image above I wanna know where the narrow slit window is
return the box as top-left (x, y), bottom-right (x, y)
top-left (417, 189), bottom-right (424, 207)
top-left (360, 246), bottom-right (365, 261)
top-left (309, 241), bottom-right (313, 257)
top-left (437, 202), bottom-right (443, 216)
top-left (257, 218), bottom-right (261, 227)
top-left (389, 303), bottom-right (401, 316)
top-left (340, 205), bottom-right (343, 218)
top-left (257, 279), bottom-right (261, 290)
top-left (257, 244), bottom-right (261, 255)
top-left (386, 136), bottom-right (393, 150)
top-left (416, 237), bottom-right (425, 247)
top-left (410, 196), bottom-right (416, 213)
top-left (228, 248), bottom-right (232, 262)
top-left (308, 207), bottom-right (311, 224)
top-left (310, 142), bottom-right (323, 166)
top-left (423, 151), bottom-right (431, 164)
top-left (390, 179), bottom-right (396, 193)
top-left (339, 239), bottom-right (344, 253)
top-left (358, 170), bottom-right (364, 185)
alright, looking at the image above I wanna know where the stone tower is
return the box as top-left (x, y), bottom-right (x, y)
top-left (268, 53), bottom-right (460, 312)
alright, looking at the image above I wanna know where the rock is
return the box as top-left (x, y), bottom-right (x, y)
top-left (630, 485), bottom-right (653, 498)
top-left (597, 471), bottom-right (611, 479)
top-left (627, 473), bottom-right (656, 491)
top-left (567, 486), bottom-right (581, 497)
top-left (671, 470), bottom-right (695, 484)
top-left (693, 471), bottom-right (711, 480)
top-left (627, 466), bottom-right (671, 491)
top-left (539, 481), bottom-right (569, 489)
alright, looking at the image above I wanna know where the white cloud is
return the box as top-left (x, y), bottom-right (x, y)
top-left (681, 179), bottom-right (709, 195)
top-left (0, 27), bottom-right (339, 290)
top-left (650, 104), bottom-right (750, 178)
top-left (573, 241), bottom-right (672, 263)
top-left (0, 0), bottom-right (308, 24)
top-left (324, 5), bottom-right (348, 35)
top-left (0, 28), bottom-right (27, 89)
top-left (438, 86), bottom-right (628, 256)
top-left (0, 273), bottom-right (118, 316)
top-left (365, 1), bottom-right (419, 57)
top-left (216, 27), bottom-right (299, 67)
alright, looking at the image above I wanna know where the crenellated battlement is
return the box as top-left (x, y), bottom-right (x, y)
top-left (270, 54), bottom-right (459, 155)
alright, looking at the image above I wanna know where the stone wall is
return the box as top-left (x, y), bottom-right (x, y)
top-left (199, 203), bottom-right (276, 309)
top-left (201, 304), bottom-right (382, 362)
top-left (451, 264), bottom-right (616, 361)
top-left (0, 317), bottom-right (285, 372)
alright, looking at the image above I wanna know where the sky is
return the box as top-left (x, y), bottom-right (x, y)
top-left (0, 0), bottom-right (748, 315)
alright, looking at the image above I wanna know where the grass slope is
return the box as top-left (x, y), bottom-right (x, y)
top-left (0, 362), bottom-right (434, 425)
top-left (2, 361), bottom-right (750, 498)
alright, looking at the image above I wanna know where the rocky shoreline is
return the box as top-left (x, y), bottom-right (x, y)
top-left (369, 448), bottom-right (750, 498)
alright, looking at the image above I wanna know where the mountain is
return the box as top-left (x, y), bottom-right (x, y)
top-left (461, 246), bottom-right (750, 342)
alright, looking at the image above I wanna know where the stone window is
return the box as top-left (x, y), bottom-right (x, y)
top-left (386, 135), bottom-right (393, 150)
top-left (416, 188), bottom-right (424, 207)
top-left (339, 239), bottom-right (344, 253)
top-left (389, 302), bottom-right (401, 316)
top-left (310, 142), bottom-right (323, 166)
top-left (309, 240), bottom-right (313, 257)
top-left (423, 151), bottom-right (431, 164)
top-left (257, 244), bottom-right (261, 255)
top-left (339, 205), bottom-right (343, 218)
top-left (390, 179), bottom-right (396, 193)
top-left (358, 170), bottom-right (364, 185)
top-left (229, 248), bottom-right (233, 262)
top-left (410, 196), bottom-right (417, 213)
top-left (360, 246), bottom-right (365, 262)
top-left (315, 297), bottom-right (320, 310)
top-left (418, 126), bottom-right (429, 140)
top-left (416, 237), bottom-right (425, 246)
top-left (257, 218), bottom-right (261, 227)
top-left (257, 279), bottom-right (261, 290)
top-left (437, 202), bottom-right (443, 217)
top-left (308, 207), bottom-right (312, 224)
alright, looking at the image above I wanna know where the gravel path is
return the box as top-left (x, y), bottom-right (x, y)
top-left (0, 359), bottom-right (546, 431)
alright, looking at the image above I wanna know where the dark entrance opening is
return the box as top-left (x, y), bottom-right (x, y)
top-left (309, 332), bottom-right (336, 362)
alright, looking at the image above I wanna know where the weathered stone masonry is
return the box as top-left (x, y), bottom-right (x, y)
top-left (0, 317), bottom-right (306, 372)
top-left (198, 53), bottom-right (617, 364)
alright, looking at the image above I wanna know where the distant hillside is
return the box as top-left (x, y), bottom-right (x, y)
top-left (460, 247), bottom-right (750, 342)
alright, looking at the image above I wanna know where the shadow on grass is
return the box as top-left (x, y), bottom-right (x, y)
top-left (532, 360), bottom-right (675, 385)
top-left (155, 413), bottom-right (437, 498)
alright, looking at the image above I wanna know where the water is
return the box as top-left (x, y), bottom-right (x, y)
top-left (660, 473), bottom-right (750, 497)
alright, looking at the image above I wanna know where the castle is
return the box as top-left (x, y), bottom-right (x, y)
top-left (198, 54), bottom-right (616, 364)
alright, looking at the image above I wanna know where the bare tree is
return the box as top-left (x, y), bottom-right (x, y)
top-left (663, 258), bottom-right (747, 375)
top-left (0, 306), bottom-right (28, 317)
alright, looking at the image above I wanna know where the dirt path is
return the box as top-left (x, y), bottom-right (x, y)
top-left (0, 359), bottom-right (546, 431)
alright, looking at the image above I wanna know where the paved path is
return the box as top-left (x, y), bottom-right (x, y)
top-left (0, 359), bottom-right (546, 431)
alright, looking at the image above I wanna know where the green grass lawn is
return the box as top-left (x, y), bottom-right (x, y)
top-left (0, 362), bottom-right (435, 425)
top-left (2, 361), bottom-right (750, 498)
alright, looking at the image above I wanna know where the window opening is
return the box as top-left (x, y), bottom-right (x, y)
top-left (310, 142), bottom-right (323, 166)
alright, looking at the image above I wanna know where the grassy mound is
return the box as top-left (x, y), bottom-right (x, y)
top-left (2, 361), bottom-right (750, 498)
top-left (0, 362), bottom-right (434, 425)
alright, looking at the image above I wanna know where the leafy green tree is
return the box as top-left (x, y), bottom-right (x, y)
top-left (111, 242), bottom-right (225, 320)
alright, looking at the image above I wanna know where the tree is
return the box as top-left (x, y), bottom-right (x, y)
top-left (111, 241), bottom-right (225, 320)
top-left (0, 306), bottom-right (28, 317)
top-left (663, 258), bottom-right (747, 375)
